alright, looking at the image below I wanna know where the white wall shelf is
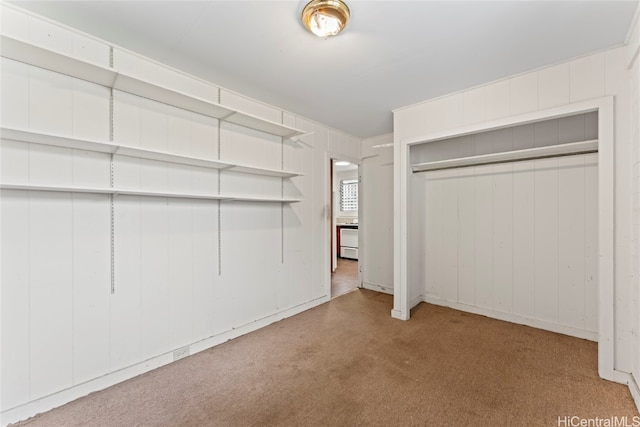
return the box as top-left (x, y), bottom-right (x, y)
top-left (0, 33), bottom-right (118, 87)
top-left (0, 183), bottom-right (115, 195)
top-left (1, 128), bottom-right (304, 178)
top-left (411, 140), bottom-right (598, 173)
top-left (0, 183), bottom-right (302, 203)
top-left (0, 35), bottom-right (306, 138)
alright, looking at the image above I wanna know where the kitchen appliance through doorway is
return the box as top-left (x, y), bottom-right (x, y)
top-left (331, 158), bottom-right (360, 298)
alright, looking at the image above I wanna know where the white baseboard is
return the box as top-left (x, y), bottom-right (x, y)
top-left (390, 294), bottom-right (423, 320)
top-left (0, 295), bottom-right (330, 427)
top-left (361, 281), bottom-right (393, 295)
top-left (420, 294), bottom-right (598, 342)
top-left (606, 370), bottom-right (640, 413)
top-left (189, 296), bottom-right (329, 354)
top-left (626, 372), bottom-right (640, 413)
top-left (410, 294), bottom-right (423, 310)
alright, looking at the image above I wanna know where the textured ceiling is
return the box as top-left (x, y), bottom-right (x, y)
top-left (9, 0), bottom-right (639, 138)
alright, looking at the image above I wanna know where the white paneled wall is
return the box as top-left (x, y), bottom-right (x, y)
top-left (395, 50), bottom-right (621, 143)
top-left (113, 49), bottom-right (219, 103)
top-left (408, 112), bottom-right (601, 339)
top-left (416, 154), bottom-right (598, 338)
top-left (626, 7), bottom-right (640, 406)
top-left (360, 134), bottom-right (394, 294)
top-left (0, 5), bottom-right (360, 424)
top-left (1, 59), bottom-right (111, 140)
top-left (0, 5), bottom-right (112, 68)
top-left (395, 45), bottom-right (635, 377)
top-left (1, 191), bottom-right (112, 407)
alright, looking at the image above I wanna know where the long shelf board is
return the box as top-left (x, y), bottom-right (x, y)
top-left (0, 183), bottom-right (114, 195)
top-left (1, 35), bottom-right (117, 87)
top-left (1, 127), bottom-right (116, 154)
top-left (221, 194), bottom-right (303, 203)
top-left (223, 111), bottom-right (300, 138)
top-left (1, 35), bottom-right (306, 139)
top-left (113, 146), bottom-right (302, 178)
top-left (411, 140), bottom-right (598, 173)
top-left (1, 128), bottom-right (303, 178)
top-left (0, 183), bottom-right (302, 203)
top-left (112, 72), bottom-right (232, 122)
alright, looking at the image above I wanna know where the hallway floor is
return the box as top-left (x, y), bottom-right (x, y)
top-left (331, 257), bottom-right (358, 298)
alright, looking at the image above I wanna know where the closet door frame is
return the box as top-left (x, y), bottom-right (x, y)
top-left (393, 96), bottom-right (616, 382)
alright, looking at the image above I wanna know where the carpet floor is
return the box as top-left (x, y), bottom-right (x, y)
top-left (14, 289), bottom-right (638, 426)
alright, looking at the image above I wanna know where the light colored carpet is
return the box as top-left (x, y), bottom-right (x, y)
top-left (14, 289), bottom-right (638, 426)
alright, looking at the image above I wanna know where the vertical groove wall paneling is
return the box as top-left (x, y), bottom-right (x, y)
top-left (492, 162), bottom-right (513, 313)
top-left (584, 154), bottom-right (599, 332)
top-left (474, 164), bottom-right (494, 309)
top-left (533, 158), bottom-right (560, 324)
top-left (29, 192), bottom-right (74, 400)
top-left (111, 195), bottom-right (142, 371)
top-left (72, 193), bottom-right (111, 384)
top-left (139, 197), bottom-right (170, 361)
top-left (412, 114), bottom-right (599, 338)
top-left (168, 198), bottom-right (195, 350)
top-left (0, 190), bottom-right (30, 409)
top-left (558, 156), bottom-right (587, 330)
top-left (512, 162), bottom-right (535, 318)
top-left (0, 5), bottom-right (362, 421)
top-left (457, 167), bottom-right (475, 305)
top-left (395, 34), bottom-right (634, 381)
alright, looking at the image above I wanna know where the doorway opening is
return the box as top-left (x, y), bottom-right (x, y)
top-left (331, 158), bottom-right (360, 298)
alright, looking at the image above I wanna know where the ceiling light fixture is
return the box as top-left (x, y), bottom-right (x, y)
top-left (335, 161), bottom-right (350, 166)
top-left (302, 0), bottom-right (350, 38)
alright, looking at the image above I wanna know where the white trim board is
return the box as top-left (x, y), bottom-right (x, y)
top-left (393, 97), bottom-right (618, 383)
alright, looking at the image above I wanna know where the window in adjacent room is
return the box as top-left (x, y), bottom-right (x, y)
top-left (340, 179), bottom-right (358, 211)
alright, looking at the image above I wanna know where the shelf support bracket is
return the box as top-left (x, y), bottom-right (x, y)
top-left (288, 131), bottom-right (315, 148)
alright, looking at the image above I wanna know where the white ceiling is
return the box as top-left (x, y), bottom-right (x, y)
top-left (10, 0), bottom-right (638, 138)
top-left (334, 161), bottom-right (358, 173)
